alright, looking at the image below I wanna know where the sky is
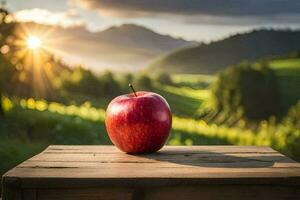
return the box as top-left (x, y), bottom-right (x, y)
top-left (7, 0), bottom-right (300, 42)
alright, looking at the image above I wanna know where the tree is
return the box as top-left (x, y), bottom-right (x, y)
top-left (0, 89), bottom-right (3, 117)
top-left (124, 73), bottom-right (133, 84)
top-left (0, 2), bottom-right (13, 47)
top-left (62, 67), bottom-right (103, 96)
top-left (101, 71), bottom-right (121, 96)
top-left (156, 72), bottom-right (173, 85)
top-left (0, 2), bottom-right (11, 117)
top-left (211, 62), bottom-right (280, 120)
top-left (135, 75), bottom-right (152, 90)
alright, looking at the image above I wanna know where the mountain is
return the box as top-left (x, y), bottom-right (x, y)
top-left (95, 24), bottom-right (196, 53)
top-left (147, 29), bottom-right (300, 74)
top-left (18, 23), bottom-right (197, 72)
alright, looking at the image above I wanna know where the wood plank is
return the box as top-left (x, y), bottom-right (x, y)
top-left (2, 145), bottom-right (300, 197)
top-left (9, 145), bottom-right (298, 183)
top-left (1, 177), bottom-right (22, 200)
top-left (4, 145), bottom-right (300, 179)
top-left (4, 177), bottom-right (300, 194)
top-left (35, 185), bottom-right (300, 200)
top-left (144, 185), bottom-right (300, 200)
top-left (46, 145), bottom-right (278, 154)
top-left (23, 189), bottom-right (37, 200)
top-left (18, 160), bottom-right (300, 169)
top-left (26, 145), bottom-right (296, 169)
top-left (37, 188), bottom-right (134, 200)
top-left (6, 166), bottom-right (300, 179)
top-left (25, 152), bottom-right (295, 166)
top-left (1, 189), bottom-right (22, 200)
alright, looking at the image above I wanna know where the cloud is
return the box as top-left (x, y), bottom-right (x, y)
top-left (14, 8), bottom-right (85, 27)
top-left (70, 0), bottom-right (300, 16)
top-left (70, 0), bottom-right (300, 25)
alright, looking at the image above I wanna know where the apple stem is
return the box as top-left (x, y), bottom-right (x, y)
top-left (129, 83), bottom-right (137, 97)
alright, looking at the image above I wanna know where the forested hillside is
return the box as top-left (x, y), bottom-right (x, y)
top-left (148, 29), bottom-right (300, 74)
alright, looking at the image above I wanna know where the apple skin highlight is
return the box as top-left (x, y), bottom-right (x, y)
top-left (105, 91), bottom-right (172, 154)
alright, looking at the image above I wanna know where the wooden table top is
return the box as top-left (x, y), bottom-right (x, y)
top-left (3, 145), bottom-right (300, 188)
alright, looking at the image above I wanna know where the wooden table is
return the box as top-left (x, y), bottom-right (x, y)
top-left (2, 145), bottom-right (300, 200)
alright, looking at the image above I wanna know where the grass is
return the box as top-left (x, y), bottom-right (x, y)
top-left (161, 84), bottom-right (210, 100)
top-left (171, 74), bottom-right (214, 89)
top-left (171, 74), bottom-right (214, 84)
top-left (269, 58), bottom-right (300, 69)
top-left (154, 85), bottom-right (206, 117)
top-left (2, 93), bottom-right (299, 157)
top-left (0, 138), bottom-right (46, 177)
top-left (61, 91), bottom-right (111, 110)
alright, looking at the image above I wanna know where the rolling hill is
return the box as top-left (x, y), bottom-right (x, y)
top-left (147, 29), bottom-right (300, 74)
top-left (17, 23), bottom-right (197, 72)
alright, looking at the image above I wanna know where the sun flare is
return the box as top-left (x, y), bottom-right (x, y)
top-left (27, 36), bottom-right (41, 49)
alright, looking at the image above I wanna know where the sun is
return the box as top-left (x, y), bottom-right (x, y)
top-left (27, 36), bottom-right (42, 49)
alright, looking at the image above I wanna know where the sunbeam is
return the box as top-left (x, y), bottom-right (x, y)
top-left (8, 23), bottom-right (69, 98)
top-left (27, 36), bottom-right (41, 49)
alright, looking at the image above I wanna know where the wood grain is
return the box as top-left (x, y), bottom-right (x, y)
top-left (22, 189), bottom-right (36, 200)
top-left (37, 188), bottom-right (134, 200)
top-left (143, 185), bottom-right (300, 200)
top-left (2, 145), bottom-right (300, 200)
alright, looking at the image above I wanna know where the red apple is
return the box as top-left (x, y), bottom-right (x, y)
top-left (105, 89), bottom-right (172, 154)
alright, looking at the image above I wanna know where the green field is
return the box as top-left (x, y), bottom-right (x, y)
top-left (171, 74), bottom-right (214, 88)
top-left (154, 84), bottom-right (209, 117)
